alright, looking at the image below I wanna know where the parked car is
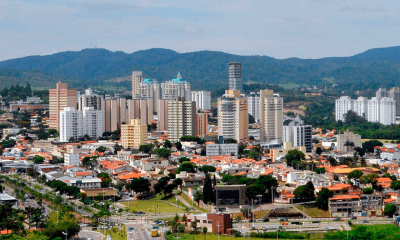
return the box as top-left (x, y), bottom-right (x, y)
top-left (263, 218), bottom-right (270, 222)
top-left (363, 220), bottom-right (369, 223)
top-left (351, 216), bottom-right (357, 220)
top-left (256, 218), bottom-right (264, 222)
top-left (333, 218), bottom-right (341, 221)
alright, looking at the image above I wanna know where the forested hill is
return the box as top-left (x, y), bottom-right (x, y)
top-left (1, 46), bottom-right (400, 90)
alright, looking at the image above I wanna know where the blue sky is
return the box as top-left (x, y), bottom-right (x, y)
top-left (0, 0), bottom-right (399, 61)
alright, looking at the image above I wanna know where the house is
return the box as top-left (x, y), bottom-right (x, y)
top-left (68, 178), bottom-right (102, 189)
top-left (328, 195), bottom-right (360, 218)
top-left (186, 213), bottom-right (233, 234)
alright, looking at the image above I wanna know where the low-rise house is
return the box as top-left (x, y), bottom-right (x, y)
top-left (186, 213), bottom-right (233, 234)
top-left (68, 178), bottom-right (102, 189)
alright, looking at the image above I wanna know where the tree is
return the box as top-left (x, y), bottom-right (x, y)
top-left (164, 140), bottom-right (172, 148)
top-left (363, 187), bottom-right (374, 194)
top-left (139, 144), bottom-right (154, 154)
top-left (315, 187), bottom-right (333, 210)
top-left (315, 167), bottom-right (325, 174)
top-left (155, 148), bottom-right (171, 159)
top-left (360, 158), bottom-right (366, 167)
top-left (360, 174), bottom-right (379, 184)
top-left (154, 177), bottom-right (170, 195)
top-left (248, 151), bottom-right (261, 161)
top-left (384, 204), bottom-right (397, 217)
top-left (96, 146), bottom-right (106, 153)
top-left (202, 174), bottom-right (214, 204)
top-left (354, 147), bottom-right (365, 157)
top-left (175, 142), bottom-right (182, 151)
top-left (293, 181), bottom-right (315, 200)
top-left (285, 149), bottom-right (305, 167)
top-left (164, 184), bottom-right (175, 197)
top-left (362, 140), bottom-right (383, 153)
top-left (176, 162), bottom-right (196, 174)
top-left (194, 191), bottom-right (203, 206)
top-left (347, 170), bottom-right (363, 180)
top-left (179, 157), bottom-right (190, 163)
top-left (173, 178), bottom-right (183, 190)
top-left (327, 156), bottom-right (337, 166)
top-left (390, 180), bottom-right (400, 190)
top-left (202, 227), bottom-right (208, 240)
top-left (97, 172), bottom-right (112, 187)
top-left (32, 155), bottom-right (45, 164)
top-left (315, 147), bottom-right (322, 156)
top-left (129, 178), bottom-right (151, 194)
top-left (200, 165), bottom-right (216, 174)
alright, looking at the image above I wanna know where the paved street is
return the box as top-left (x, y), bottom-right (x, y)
top-left (78, 230), bottom-right (104, 240)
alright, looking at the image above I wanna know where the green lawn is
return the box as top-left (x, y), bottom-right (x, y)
top-left (121, 196), bottom-right (186, 214)
top-left (97, 225), bottom-right (127, 240)
top-left (295, 205), bottom-right (330, 218)
top-left (179, 193), bottom-right (208, 213)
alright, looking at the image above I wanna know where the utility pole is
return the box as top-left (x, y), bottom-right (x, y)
top-left (217, 222), bottom-right (220, 240)
top-left (62, 230), bottom-right (68, 240)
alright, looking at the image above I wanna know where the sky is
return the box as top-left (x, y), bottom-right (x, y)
top-left (0, 0), bottom-right (400, 61)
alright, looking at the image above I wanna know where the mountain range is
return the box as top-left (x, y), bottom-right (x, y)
top-left (1, 46), bottom-right (400, 91)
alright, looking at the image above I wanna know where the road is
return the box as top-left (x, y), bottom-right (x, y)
top-left (78, 230), bottom-right (104, 240)
top-left (126, 221), bottom-right (152, 240)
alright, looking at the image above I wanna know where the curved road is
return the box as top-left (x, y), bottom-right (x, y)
top-left (78, 230), bottom-right (104, 240)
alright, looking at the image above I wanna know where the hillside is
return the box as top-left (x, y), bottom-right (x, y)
top-left (1, 46), bottom-right (400, 90)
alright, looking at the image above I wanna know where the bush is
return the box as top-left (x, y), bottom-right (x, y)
top-left (165, 230), bottom-right (171, 235)
top-left (234, 232), bottom-right (242, 237)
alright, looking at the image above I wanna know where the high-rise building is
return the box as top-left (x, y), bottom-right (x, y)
top-left (228, 63), bottom-right (242, 91)
top-left (121, 119), bottom-right (148, 149)
top-left (376, 88), bottom-right (390, 99)
top-left (191, 91), bottom-right (211, 111)
top-left (137, 78), bottom-right (160, 113)
top-left (82, 107), bottom-right (104, 140)
top-left (196, 113), bottom-right (208, 137)
top-left (104, 97), bottom-right (127, 132)
top-left (157, 99), bottom-right (169, 132)
top-left (259, 90), bottom-right (283, 142)
top-left (132, 71), bottom-right (143, 97)
top-left (248, 91), bottom-right (260, 122)
top-left (161, 73), bottom-right (191, 101)
top-left (337, 130), bottom-right (362, 152)
top-left (336, 93), bottom-right (396, 125)
top-left (283, 116), bottom-right (312, 152)
top-left (217, 90), bottom-right (248, 142)
top-left (167, 97), bottom-right (196, 142)
top-left (126, 99), bottom-right (154, 126)
top-left (59, 107), bottom-right (83, 142)
top-left (389, 87), bottom-right (400, 116)
top-left (79, 88), bottom-right (105, 111)
top-left (49, 83), bottom-right (77, 131)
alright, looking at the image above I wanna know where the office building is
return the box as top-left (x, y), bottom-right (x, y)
top-left (215, 185), bottom-right (246, 207)
top-left (337, 130), bottom-right (362, 152)
top-left (161, 73), bottom-right (191, 101)
top-left (137, 78), bottom-right (160, 113)
top-left (228, 63), bottom-right (242, 91)
top-left (59, 107), bottom-right (83, 142)
top-left (248, 91), bottom-right (260, 122)
top-left (217, 90), bottom-right (248, 142)
top-left (283, 116), bottom-right (312, 152)
top-left (206, 143), bottom-right (238, 157)
top-left (157, 99), bottom-right (169, 132)
top-left (191, 91), bottom-right (211, 111)
top-left (259, 89), bottom-right (283, 142)
top-left (167, 97), bottom-right (196, 142)
top-left (196, 113), bottom-right (208, 137)
top-left (82, 107), bottom-right (104, 140)
top-left (132, 71), bottom-right (143, 97)
top-left (121, 119), bottom-right (148, 149)
top-left (49, 83), bottom-right (77, 131)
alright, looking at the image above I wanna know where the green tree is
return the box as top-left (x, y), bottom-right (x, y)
top-left (179, 157), bottom-right (190, 163)
top-left (139, 144), bottom-right (154, 154)
top-left (176, 162), bottom-right (196, 174)
top-left (164, 140), bottom-right (172, 148)
top-left (155, 148), bottom-right (171, 159)
top-left (347, 169), bottom-right (363, 180)
top-left (315, 187), bottom-right (333, 210)
top-left (390, 180), bottom-right (400, 190)
top-left (175, 142), bottom-right (182, 151)
top-left (194, 191), bottom-right (203, 206)
top-left (154, 177), bottom-right (170, 195)
top-left (248, 151), bottom-right (261, 160)
top-left (200, 165), bottom-right (216, 174)
top-left (384, 204), bottom-right (397, 217)
top-left (362, 140), bottom-right (383, 153)
top-left (363, 187), bottom-right (374, 194)
top-left (285, 149), bottom-right (305, 167)
top-left (33, 155), bottom-right (45, 164)
top-left (96, 146), bottom-right (106, 153)
top-left (315, 147), bottom-right (322, 156)
top-left (293, 181), bottom-right (315, 201)
top-left (129, 178), bottom-right (151, 194)
top-left (202, 174), bottom-right (214, 204)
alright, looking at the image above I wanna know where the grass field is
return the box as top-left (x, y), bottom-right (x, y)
top-left (295, 205), bottom-right (330, 218)
top-left (179, 193), bottom-right (208, 213)
top-left (121, 196), bottom-right (186, 214)
top-left (361, 138), bottom-right (396, 143)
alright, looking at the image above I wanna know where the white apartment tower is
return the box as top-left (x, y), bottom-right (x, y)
top-left (132, 71), bottom-right (143, 97)
top-left (64, 145), bottom-right (80, 166)
top-left (191, 91), bottom-right (211, 111)
top-left (248, 91), bottom-right (260, 122)
top-left (335, 96), bottom-right (354, 121)
top-left (60, 107), bottom-right (83, 142)
top-left (229, 63), bottom-right (242, 91)
top-left (389, 87), bottom-right (400, 116)
top-left (161, 73), bottom-right (191, 101)
top-left (167, 97), bottom-right (197, 142)
top-left (78, 88), bottom-right (104, 111)
top-left (283, 116), bottom-right (312, 152)
top-left (136, 78), bottom-right (160, 113)
top-left (82, 107), bottom-right (104, 140)
top-left (217, 90), bottom-right (248, 142)
top-left (259, 90), bottom-right (283, 142)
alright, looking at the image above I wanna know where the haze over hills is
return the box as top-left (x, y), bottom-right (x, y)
top-left (1, 46), bottom-right (400, 91)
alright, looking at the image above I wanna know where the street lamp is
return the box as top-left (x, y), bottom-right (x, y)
top-left (62, 230), bottom-right (68, 240)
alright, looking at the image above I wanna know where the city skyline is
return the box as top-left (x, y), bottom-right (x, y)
top-left (1, 1), bottom-right (400, 61)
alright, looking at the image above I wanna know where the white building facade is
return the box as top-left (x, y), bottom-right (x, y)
top-left (206, 143), bottom-right (238, 157)
top-left (191, 91), bottom-right (211, 111)
top-left (82, 107), bottom-right (104, 140)
top-left (59, 107), bottom-right (83, 142)
top-left (248, 91), bottom-right (260, 122)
